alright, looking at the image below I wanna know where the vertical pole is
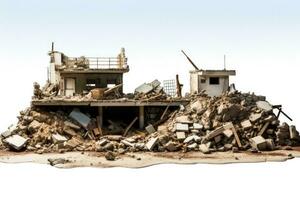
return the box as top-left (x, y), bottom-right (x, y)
top-left (98, 106), bottom-right (103, 128)
top-left (139, 106), bottom-right (144, 129)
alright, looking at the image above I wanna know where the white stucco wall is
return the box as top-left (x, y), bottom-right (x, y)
top-left (190, 71), bottom-right (230, 96)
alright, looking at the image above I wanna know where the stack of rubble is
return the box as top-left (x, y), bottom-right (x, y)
top-left (33, 82), bottom-right (59, 99)
top-left (144, 91), bottom-right (300, 153)
top-left (133, 80), bottom-right (170, 101)
top-left (1, 90), bottom-right (299, 157)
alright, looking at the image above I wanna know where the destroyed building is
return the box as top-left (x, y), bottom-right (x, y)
top-left (0, 46), bottom-right (299, 163)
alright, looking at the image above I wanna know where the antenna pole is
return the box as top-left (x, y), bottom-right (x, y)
top-left (51, 42), bottom-right (54, 52)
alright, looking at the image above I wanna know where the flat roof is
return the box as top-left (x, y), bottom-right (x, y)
top-left (190, 69), bottom-right (236, 76)
top-left (59, 68), bottom-right (129, 74)
top-left (31, 99), bottom-right (189, 107)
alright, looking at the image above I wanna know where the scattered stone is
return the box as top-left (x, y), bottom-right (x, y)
top-left (105, 151), bottom-right (116, 161)
top-left (48, 158), bottom-right (69, 166)
top-left (266, 139), bottom-right (275, 151)
top-left (249, 113), bottom-right (262, 122)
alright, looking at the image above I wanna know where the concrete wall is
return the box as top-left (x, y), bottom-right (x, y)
top-left (60, 73), bottom-right (123, 95)
top-left (190, 72), bottom-right (230, 96)
top-left (198, 76), bottom-right (229, 96)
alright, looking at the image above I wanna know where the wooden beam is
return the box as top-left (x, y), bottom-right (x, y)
top-left (124, 117), bottom-right (138, 136)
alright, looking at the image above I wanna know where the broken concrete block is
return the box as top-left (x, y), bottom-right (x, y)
top-left (176, 123), bottom-right (189, 132)
top-left (249, 136), bottom-right (267, 151)
top-left (183, 135), bottom-right (201, 144)
top-left (105, 151), bottom-right (116, 161)
top-left (121, 139), bottom-right (134, 147)
top-left (193, 123), bottom-right (203, 130)
top-left (135, 83), bottom-right (153, 94)
top-left (1, 130), bottom-right (13, 138)
top-left (145, 124), bottom-right (156, 134)
top-left (223, 129), bottom-right (233, 138)
top-left (175, 116), bottom-right (192, 124)
top-left (97, 138), bottom-right (108, 146)
top-left (266, 139), bottom-right (275, 150)
top-left (69, 109), bottom-right (91, 129)
top-left (63, 127), bottom-right (77, 136)
top-left (28, 120), bottom-right (41, 133)
top-left (176, 132), bottom-right (186, 140)
top-left (256, 101), bottom-right (272, 112)
top-left (187, 143), bottom-right (197, 150)
top-left (164, 141), bottom-right (178, 151)
top-left (64, 121), bottom-right (81, 130)
top-left (157, 125), bottom-right (168, 133)
top-left (3, 135), bottom-right (28, 150)
top-left (52, 133), bottom-right (68, 144)
top-left (146, 137), bottom-right (159, 151)
top-left (249, 113), bottom-right (262, 122)
top-left (241, 120), bottom-right (252, 129)
top-left (64, 137), bottom-right (82, 149)
top-left (199, 144), bottom-right (210, 154)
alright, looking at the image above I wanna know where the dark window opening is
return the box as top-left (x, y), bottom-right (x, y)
top-left (209, 77), bottom-right (220, 85)
top-left (200, 78), bottom-right (206, 83)
top-left (86, 79), bottom-right (101, 90)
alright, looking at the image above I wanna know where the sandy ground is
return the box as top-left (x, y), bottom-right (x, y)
top-left (0, 148), bottom-right (299, 168)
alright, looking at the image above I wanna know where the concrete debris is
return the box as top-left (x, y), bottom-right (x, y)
top-left (176, 132), bottom-right (186, 141)
top-left (241, 120), bottom-right (252, 129)
top-left (105, 151), bottom-right (116, 161)
top-left (3, 135), bottom-right (28, 150)
top-left (64, 121), bottom-right (81, 130)
top-left (52, 133), bottom-right (68, 144)
top-left (256, 101), bottom-right (273, 112)
top-left (1, 89), bottom-right (299, 156)
top-left (145, 124), bottom-right (156, 134)
top-left (1, 130), bottom-right (13, 138)
top-left (176, 123), bottom-right (189, 132)
top-left (146, 137), bottom-right (159, 151)
top-left (48, 158), bottom-right (69, 166)
top-left (69, 109), bottom-right (91, 129)
top-left (250, 136), bottom-right (267, 151)
top-left (165, 141), bottom-right (178, 151)
top-left (199, 144), bottom-right (210, 154)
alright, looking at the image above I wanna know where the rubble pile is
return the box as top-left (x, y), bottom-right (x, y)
top-left (33, 79), bottom-right (173, 101)
top-left (150, 91), bottom-right (300, 153)
top-left (1, 91), bottom-right (299, 158)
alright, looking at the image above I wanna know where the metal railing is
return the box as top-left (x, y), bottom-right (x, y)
top-left (68, 57), bottom-right (127, 69)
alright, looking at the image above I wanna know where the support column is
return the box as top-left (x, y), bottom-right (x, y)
top-left (139, 106), bottom-right (145, 129)
top-left (98, 106), bottom-right (103, 128)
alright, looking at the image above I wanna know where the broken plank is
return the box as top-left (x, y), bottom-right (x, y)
top-left (160, 105), bottom-right (170, 120)
top-left (124, 117), bottom-right (138, 136)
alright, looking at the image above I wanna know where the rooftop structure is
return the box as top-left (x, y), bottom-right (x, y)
top-left (48, 45), bottom-right (129, 96)
top-left (190, 69), bottom-right (236, 96)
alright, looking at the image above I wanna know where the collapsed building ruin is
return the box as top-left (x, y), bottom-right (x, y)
top-left (0, 46), bottom-right (299, 162)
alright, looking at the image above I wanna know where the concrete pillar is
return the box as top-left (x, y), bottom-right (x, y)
top-left (139, 106), bottom-right (145, 129)
top-left (98, 106), bottom-right (103, 128)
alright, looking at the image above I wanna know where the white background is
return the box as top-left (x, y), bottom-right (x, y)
top-left (1, 0), bottom-right (300, 199)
